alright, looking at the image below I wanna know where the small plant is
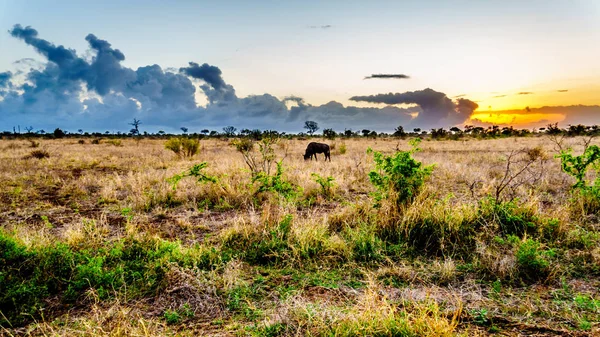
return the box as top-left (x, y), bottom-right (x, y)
top-left (168, 162), bottom-right (218, 190)
top-left (516, 238), bottom-right (555, 281)
top-left (367, 138), bottom-right (434, 207)
top-left (163, 309), bottom-right (181, 325)
top-left (311, 173), bottom-right (335, 199)
top-left (338, 142), bottom-right (347, 155)
top-left (26, 149), bottom-right (50, 159)
top-left (28, 139), bottom-right (40, 148)
top-left (253, 161), bottom-right (299, 199)
top-left (233, 136), bottom-right (279, 176)
top-left (558, 145), bottom-right (600, 189)
top-left (469, 308), bottom-right (490, 327)
top-left (165, 137), bottom-right (200, 158)
top-left (77, 139), bottom-right (85, 144)
top-left (91, 138), bottom-right (101, 144)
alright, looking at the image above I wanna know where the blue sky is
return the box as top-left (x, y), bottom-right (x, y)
top-left (1, 0), bottom-right (599, 132)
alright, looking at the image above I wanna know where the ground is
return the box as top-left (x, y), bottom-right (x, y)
top-left (0, 135), bottom-right (598, 336)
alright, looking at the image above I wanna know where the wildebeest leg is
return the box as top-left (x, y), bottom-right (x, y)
top-left (326, 152), bottom-right (331, 161)
top-left (314, 153), bottom-right (318, 161)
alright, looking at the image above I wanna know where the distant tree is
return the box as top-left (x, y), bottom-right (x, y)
top-left (201, 129), bottom-right (210, 135)
top-left (344, 129), bottom-right (354, 137)
top-left (158, 130), bottom-right (166, 135)
top-left (449, 126), bottom-right (461, 133)
top-left (240, 129), bottom-right (251, 136)
top-left (361, 129), bottom-right (371, 137)
top-left (250, 129), bottom-right (262, 140)
top-left (430, 128), bottom-right (448, 139)
top-left (304, 121), bottom-right (319, 135)
top-left (546, 123), bottom-right (562, 135)
top-left (368, 130), bottom-right (378, 138)
top-left (393, 126), bottom-right (406, 137)
top-left (25, 126), bottom-right (34, 134)
top-left (413, 128), bottom-right (421, 133)
top-left (567, 124), bottom-right (586, 136)
top-left (209, 130), bottom-right (218, 137)
top-left (105, 131), bottom-right (111, 135)
top-left (78, 129), bottom-right (84, 135)
top-left (38, 130), bottom-right (46, 134)
top-left (180, 127), bottom-right (188, 134)
top-left (53, 128), bottom-right (66, 138)
top-left (129, 118), bottom-right (141, 136)
top-left (323, 128), bottom-right (336, 140)
top-left (223, 126), bottom-right (237, 136)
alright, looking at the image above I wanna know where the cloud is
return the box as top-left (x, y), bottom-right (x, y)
top-left (557, 89), bottom-right (568, 92)
top-left (364, 74), bottom-right (410, 80)
top-left (493, 95), bottom-right (507, 98)
top-left (349, 88), bottom-right (478, 127)
top-left (309, 25), bottom-right (332, 29)
top-left (0, 71), bottom-right (12, 88)
top-left (517, 91), bottom-right (533, 95)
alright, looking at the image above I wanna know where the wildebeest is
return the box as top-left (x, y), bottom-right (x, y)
top-left (304, 142), bottom-right (331, 161)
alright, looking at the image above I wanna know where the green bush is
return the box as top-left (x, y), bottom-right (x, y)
top-left (165, 137), bottom-right (200, 158)
top-left (515, 238), bottom-right (555, 282)
top-left (478, 198), bottom-right (538, 237)
top-left (168, 162), bottom-right (218, 190)
top-left (311, 173), bottom-right (335, 199)
top-left (0, 231), bottom-right (222, 327)
top-left (367, 138), bottom-right (434, 207)
top-left (253, 161), bottom-right (299, 200)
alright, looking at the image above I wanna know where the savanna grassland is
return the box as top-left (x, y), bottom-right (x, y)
top-left (1, 135), bottom-right (599, 336)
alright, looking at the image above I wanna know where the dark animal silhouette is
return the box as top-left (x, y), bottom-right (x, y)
top-left (304, 142), bottom-right (330, 161)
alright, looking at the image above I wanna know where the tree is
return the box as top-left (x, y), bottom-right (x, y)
top-left (78, 129), bottom-right (84, 135)
top-left (304, 121), bottom-right (319, 135)
top-left (129, 118), bottom-right (141, 136)
top-left (323, 128), bottom-right (336, 140)
top-left (344, 129), bottom-right (354, 137)
top-left (25, 126), bottom-right (34, 134)
top-left (393, 126), bottom-right (406, 137)
top-left (413, 128), bottom-right (421, 133)
top-left (180, 127), bottom-right (188, 134)
top-left (223, 126), bottom-right (237, 137)
top-left (53, 128), bottom-right (66, 138)
top-left (201, 129), bottom-right (209, 135)
top-left (449, 126), bottom-right (461, 133)
top-left (362, 129), bottom-right (371, 137)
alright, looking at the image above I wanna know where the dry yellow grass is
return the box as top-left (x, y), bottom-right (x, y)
top-left (1, 135), bottom-right (599, 336)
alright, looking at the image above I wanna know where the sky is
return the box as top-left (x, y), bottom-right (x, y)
top-left (1, 0), bottom-right (599, 133)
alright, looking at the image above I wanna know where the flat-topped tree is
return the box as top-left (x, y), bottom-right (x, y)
top-left (304, 121), bottom-right (319, 135)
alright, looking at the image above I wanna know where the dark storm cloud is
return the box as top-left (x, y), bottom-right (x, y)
top-left (0, 71), bottom-right (12, 87)
top-left (364, 74), bottom-right (410, 80)
top-left (557, 89), bottom-right (568, 92)
top-left (349, 88), bottom-right (478, 127)
top-left (179, 62), bottom-right (236, 103)
top-left (517, 91), bottom-right (533, 95)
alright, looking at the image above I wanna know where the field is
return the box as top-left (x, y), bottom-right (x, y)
top-left (1, 135), bottom-right (599, 336)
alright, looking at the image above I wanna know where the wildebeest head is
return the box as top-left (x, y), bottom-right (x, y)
top-left (303, 154), bottom-right (310, 160)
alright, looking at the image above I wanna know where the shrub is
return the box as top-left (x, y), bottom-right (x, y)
top-left (78, 139), bottom-right (85, 144)
top-left (338, 142), bottom-right (347, 155)
top-left (165, 137), bottom-right (200, 158)
top-left (25, 149), bottom-right (50, 159)
top-left (367, 138), bottom-right (434, 207)
top-left (28, 139), bottom-right (40, 148)
top-left (478, 198), bottom-right (538, 237)
top-left (311, 173), bottom-right (335, 199)
top-left (253, 161), bottom-right (299, 200)
top-left (515, 238), bottom-right (555, 282)
top-left (168, 162), bottom-right (218, 190)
